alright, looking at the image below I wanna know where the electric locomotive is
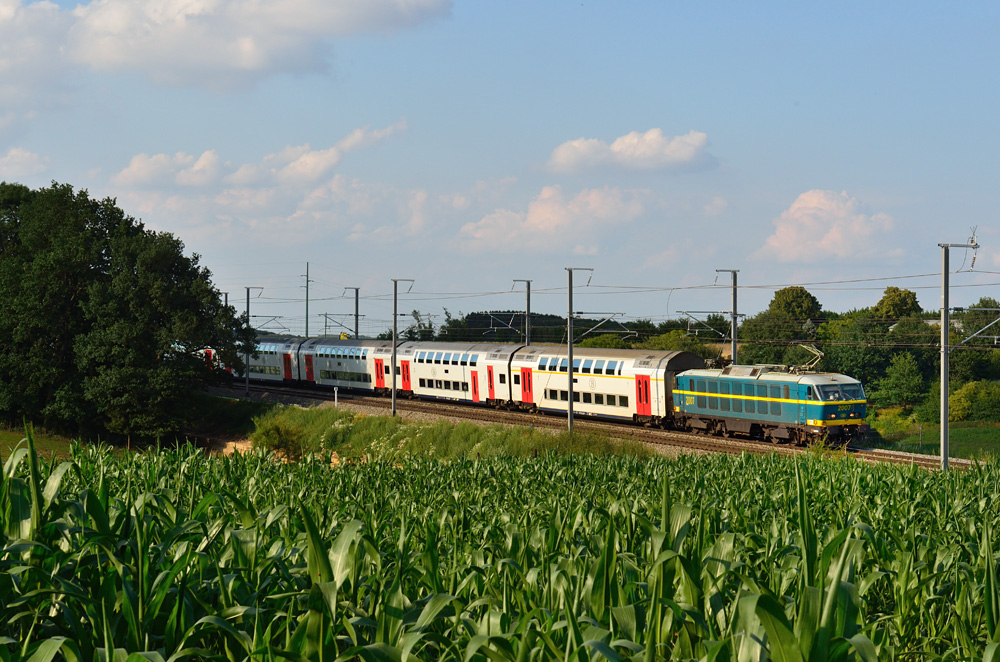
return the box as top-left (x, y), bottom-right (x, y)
top-left (673, 364), bottom-right (867, 445)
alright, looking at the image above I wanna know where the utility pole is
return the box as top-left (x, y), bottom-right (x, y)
top-left (391, 278), bottom-right (414, 416)
top-left (244, 286), bottom-right (262, 397)
top-left (513, 279), bottom-right (532, 345)
top-left (302, 262), bottom-right (313, 338)
top-left (344, 287), bottom-right (360, 338)
top-left (939, 239), bottom-right (979, 470)
top-left (716, 269), bottom-right (739, 365)
top-left (566, 268), bottom-right (594, 433)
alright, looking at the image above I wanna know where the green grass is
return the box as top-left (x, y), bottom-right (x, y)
top-left (0, 427), bottom-right (76, 461)
top-left (888, 421), bottom-right (1000, 459)
top-left (249, 403), bottom-right (653, 459)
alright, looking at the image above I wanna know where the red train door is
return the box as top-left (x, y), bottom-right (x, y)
top-left (635, 375), bottom-right (651, 416)
top-left (282, 354), bottom-right (293, 380)
top-left (471, 370), bottom-right (480, 402)
top-left (304, 355), bottom-right (315, 382)
top-left (401, 361), bottom-right (411, 390)
top-left (520, 367), bottom-right (533, 404)
top-left (487, 366), bottom-right (495, 400)
top-left (374, 359), bottom-right (385, 388)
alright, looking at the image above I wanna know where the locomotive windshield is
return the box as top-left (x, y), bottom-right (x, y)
top-left (816, 385), bottom-right (843, 401)
top-left (816, 384), bottom-right (866, 401)
top-left (841, 383), bottom-right (865, 400)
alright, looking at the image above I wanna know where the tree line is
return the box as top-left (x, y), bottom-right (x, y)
top-left (0, 182), bottom-right (253, 440)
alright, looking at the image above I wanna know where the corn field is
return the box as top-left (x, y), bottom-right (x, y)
top-left (3, 433), bottom-right (1000, 661)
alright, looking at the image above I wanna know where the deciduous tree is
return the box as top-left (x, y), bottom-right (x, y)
top-left (0, 182), bottom-right (252, 437)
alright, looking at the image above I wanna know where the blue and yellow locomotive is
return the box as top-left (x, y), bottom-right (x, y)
top-left (673, 365), bottom-right (867, 445)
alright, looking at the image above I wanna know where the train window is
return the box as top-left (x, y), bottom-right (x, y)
top-left (362, 350), bottom-right (368, 359)
top-left (769, 385), bottom-right (781, 415)
top-left (619, 395), bottom-right (629, 407)
top-left (708, 381), bottom-right (718, 410)
top-left (582, 359), bottom-right (593, 374)
top-left (573, 391), bottom-right (580, 402)
top-left (573, 359), bottom-right (581, 370)
top-left (720, 382), bottom-right (730, 412)
top-left (732, 382), bottom-right (741, 396)
top-left (606, 361), bottom-right (617, 375)
top-left (513, 374), bottom-right (521, 385)
top-left (842, 384), bottom-right (864, 400)
top-left (452, 355), bottom-right (459, 365)
top-left (444, 381), bottom-right (451, 390)
top-left (435, 380), bottom-right (443, 389)
top-left (696, 379), bottom-right (707, 409)
top-left (453, 381), bottom-right (460, 390)
top-left (560, 391), bottom-right (569, 401)
top-left (499, 374), bottom-right (506, 384)
top-left (806, 386), bottom-right (815, 400)
top-left (583, 392), bottom-right (592, 403)
top-left (783, 385), bottom-right (790, 400)
top-left (560, 359), bottom-right (569, 372)
top-left (732, 393), bottom-right (742, 413)
top-left (443, 353), bottom-right (451, 364)
top-left (463, 383), bottom-right (469, 392)
top-left (538, 358), bottom-right (547, 370)
top-left (461, 353), bottom-right (470, 365)
top-left (471, 354), bottom-right (479, 365)
top-left (595, 394), bottom-right (604, 405)
top-left (434, 353), bottom-right (443, 364)
top-left (384, 365), bottom-right (390, 375)
top-left (594, 360), bottom-right (605, 373)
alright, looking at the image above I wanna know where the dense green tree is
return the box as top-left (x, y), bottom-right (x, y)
top-left (870, 352), bottom-right (925, 410)
top-left (0, 182), bottom-right (252, 437)
top-left (634, 330), bottom-right (716, 360)
top-left (816, 313), bottom-right (891, 386)
top-left (577, 333), bottom-right (629, 349)
top-left (768, 286), bottom-right (822, 320)
top-left (873, 287), bottom-right (922, 321)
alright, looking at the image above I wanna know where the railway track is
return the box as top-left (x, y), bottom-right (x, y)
top-left (231, 383), bottom-right (969, 470)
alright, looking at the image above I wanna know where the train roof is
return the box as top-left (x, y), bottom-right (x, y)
top-left (680, 365), bottom-right (862, 385)
top-left (521, 346), bottom-right (705, 372)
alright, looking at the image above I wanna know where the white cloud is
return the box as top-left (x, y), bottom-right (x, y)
top-left (548, 128), bottom-right (715, 174)
top-left (460, 185), bottom-right (645, 252)
top-left (66, 0), bottom-right (451, 88)
top-left (753, 190), bottom-right (899, 262)
top-left (703, 195), bottom-right (727, 217)
top-left (0, 1), bottom-right (76, 110)
top-left (115, 121), bottom-right (403, 191)
top-left (0, 147), bottom-right (47, 178)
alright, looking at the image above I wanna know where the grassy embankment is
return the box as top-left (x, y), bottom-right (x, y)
top-left (869, 406), bottom-right (1000, 459)
top-left (249, 402), bottom-right (651, 459)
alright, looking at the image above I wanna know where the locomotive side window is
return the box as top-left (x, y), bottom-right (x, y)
top-left (769, 385), bottom-right (781, 415)
top-left (732, 382), bottom-right (743, 413)
top-left (696, 379), bottom-right (707, 409)
top-left (720, 382), bottom-right (730, 412)
top-left (783, 385), bottom-right (790, 400)
top-left (708, 381), bottom-right (718, 410)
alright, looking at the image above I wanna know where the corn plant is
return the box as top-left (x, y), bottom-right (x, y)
top-left (2, 430), bottom-right (1000, 660)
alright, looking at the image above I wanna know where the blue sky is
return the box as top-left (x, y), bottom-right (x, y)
top-left (2, 1), bottom-right (998, 337)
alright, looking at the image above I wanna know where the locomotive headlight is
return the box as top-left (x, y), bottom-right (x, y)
top-left (828, 413), bottom-right (837, 419)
